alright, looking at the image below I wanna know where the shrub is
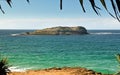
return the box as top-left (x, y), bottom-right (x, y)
top-left (0, 57), bottom-right (10, 75)
top-left (114, 54), bottom-right (120, 75)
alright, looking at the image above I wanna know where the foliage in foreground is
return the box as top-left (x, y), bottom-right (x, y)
top-left (0, 0), bottom-right (120, 21)
top-left (0, 0), bottom-right (29, 14)
top-left (0, 57), bottom-right (10, 75)
top-left (79, 0), bottom-right (120, 21)
top-left (114, 54), bottom-right (120, 75)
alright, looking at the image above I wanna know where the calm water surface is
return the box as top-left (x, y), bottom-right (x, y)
top-left (0, 30), bottom-right (120, 73)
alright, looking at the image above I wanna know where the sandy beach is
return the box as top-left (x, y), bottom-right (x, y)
top-left (8, 67), bottom-right (112, 75)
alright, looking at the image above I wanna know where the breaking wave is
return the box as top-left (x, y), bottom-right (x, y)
top-left (90, 32), bottom-right (120, 35)
top-left (9, 66), bottom-right (31, 72)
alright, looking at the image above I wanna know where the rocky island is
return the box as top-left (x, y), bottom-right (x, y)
top-left (28, 26), bottom-right (88, 35)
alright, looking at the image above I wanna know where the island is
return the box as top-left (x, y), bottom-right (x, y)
top-left (27, 26), bottom-right (88, 35)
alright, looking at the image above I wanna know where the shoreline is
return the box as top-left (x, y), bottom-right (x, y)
top-left (8, 67), bottom-right (113, 75)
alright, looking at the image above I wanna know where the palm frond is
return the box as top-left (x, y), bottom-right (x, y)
top-left (0, 57), bottom-right (10, 75)
top-left (6, 0), bottom-right (12, 7)
top-left (79, 0), bottom-right (120, 21)
top-left (89, 0), bottom-right (101, 15)
top-left (110, 0), bottom-right (120, 22)
top-left (26, 0), bottom-right (30, 3)
top-left (60, 0), bottom-right (62, 10)
top-left (0, 0), bottom-right (120, 21)
top-left (0, 0), bottom-right (29, 14)
top-left (100, 0), bottom-right (115, 18)
top-left (79, 0), bottom-right (86, 12)
top-left (116, 54), bottom-right (120, 64)
top-left (0, 5), bottom-right (5, 14)
top-left (100, 0), bottom-right (107, 10)
top-left (116, 0), bottom-right (120, 13)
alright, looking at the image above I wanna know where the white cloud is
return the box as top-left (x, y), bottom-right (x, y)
top-left (0, 18), bottom-right (119, 29)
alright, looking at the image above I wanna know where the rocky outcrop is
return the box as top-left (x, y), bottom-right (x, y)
top-left (29, 26), bottom-right (88, 35)
top-left (8, 67), bottom-right (111, 75)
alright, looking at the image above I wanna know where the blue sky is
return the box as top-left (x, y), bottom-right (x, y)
top-left (0, 0), bottom-right (119, 30)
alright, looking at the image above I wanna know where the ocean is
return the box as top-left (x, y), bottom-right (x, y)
top-left (0, 30), bottom-right (120, 74)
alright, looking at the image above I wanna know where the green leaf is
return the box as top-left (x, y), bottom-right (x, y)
top-left (2, 58), bottom-right (8, 65)
top-left (26, 0), bottom-right (30, 3)
top-left (100, 0), bottom-right (107, 10)
top-left (0, 57), bottom-right (10, 74)
top-left (89, 0), bottom-right (100, 15)
top-left (116, 0), bottom-right (120, 13)
top-left (100, 0), bottom-right (115, 18)
top-left (115, 54), bottom-right (120, 63)
top-left (79, 0), bottom-right (86, 12)
top-left (0, 5), bottom-right (5, 14)
top-left (27, 0), bottom-right (30, 3)
top-left (6, 0), bottom-right (12, 7)
top-left (110, 0), bottom-right (120, 22)
top-left (60, 0), bottom-right (62, 10)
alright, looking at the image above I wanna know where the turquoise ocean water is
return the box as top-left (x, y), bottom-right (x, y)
top-left (0, 30), bottom-right (120, 73)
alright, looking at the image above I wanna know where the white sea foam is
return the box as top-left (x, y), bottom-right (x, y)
top-left (90, 32), bottom-right (120, 35)
top-left (11, 34), bottom-right (20, 36)
top-left (9, 66), bottom-right (31, 72)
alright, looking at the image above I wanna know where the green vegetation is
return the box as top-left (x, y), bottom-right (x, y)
top-left (61, 0), bottom-right (120, 21)
top-left (0, 56), bottom-right (10, 75)
top-left (116, 54), bottom-right (120, 64)
top-left (114, 54), bottom-right (120, 75)
top-left (0, 0), bottom-right (29, 14)
top-left (78, 0), bottom-right (120, 21)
